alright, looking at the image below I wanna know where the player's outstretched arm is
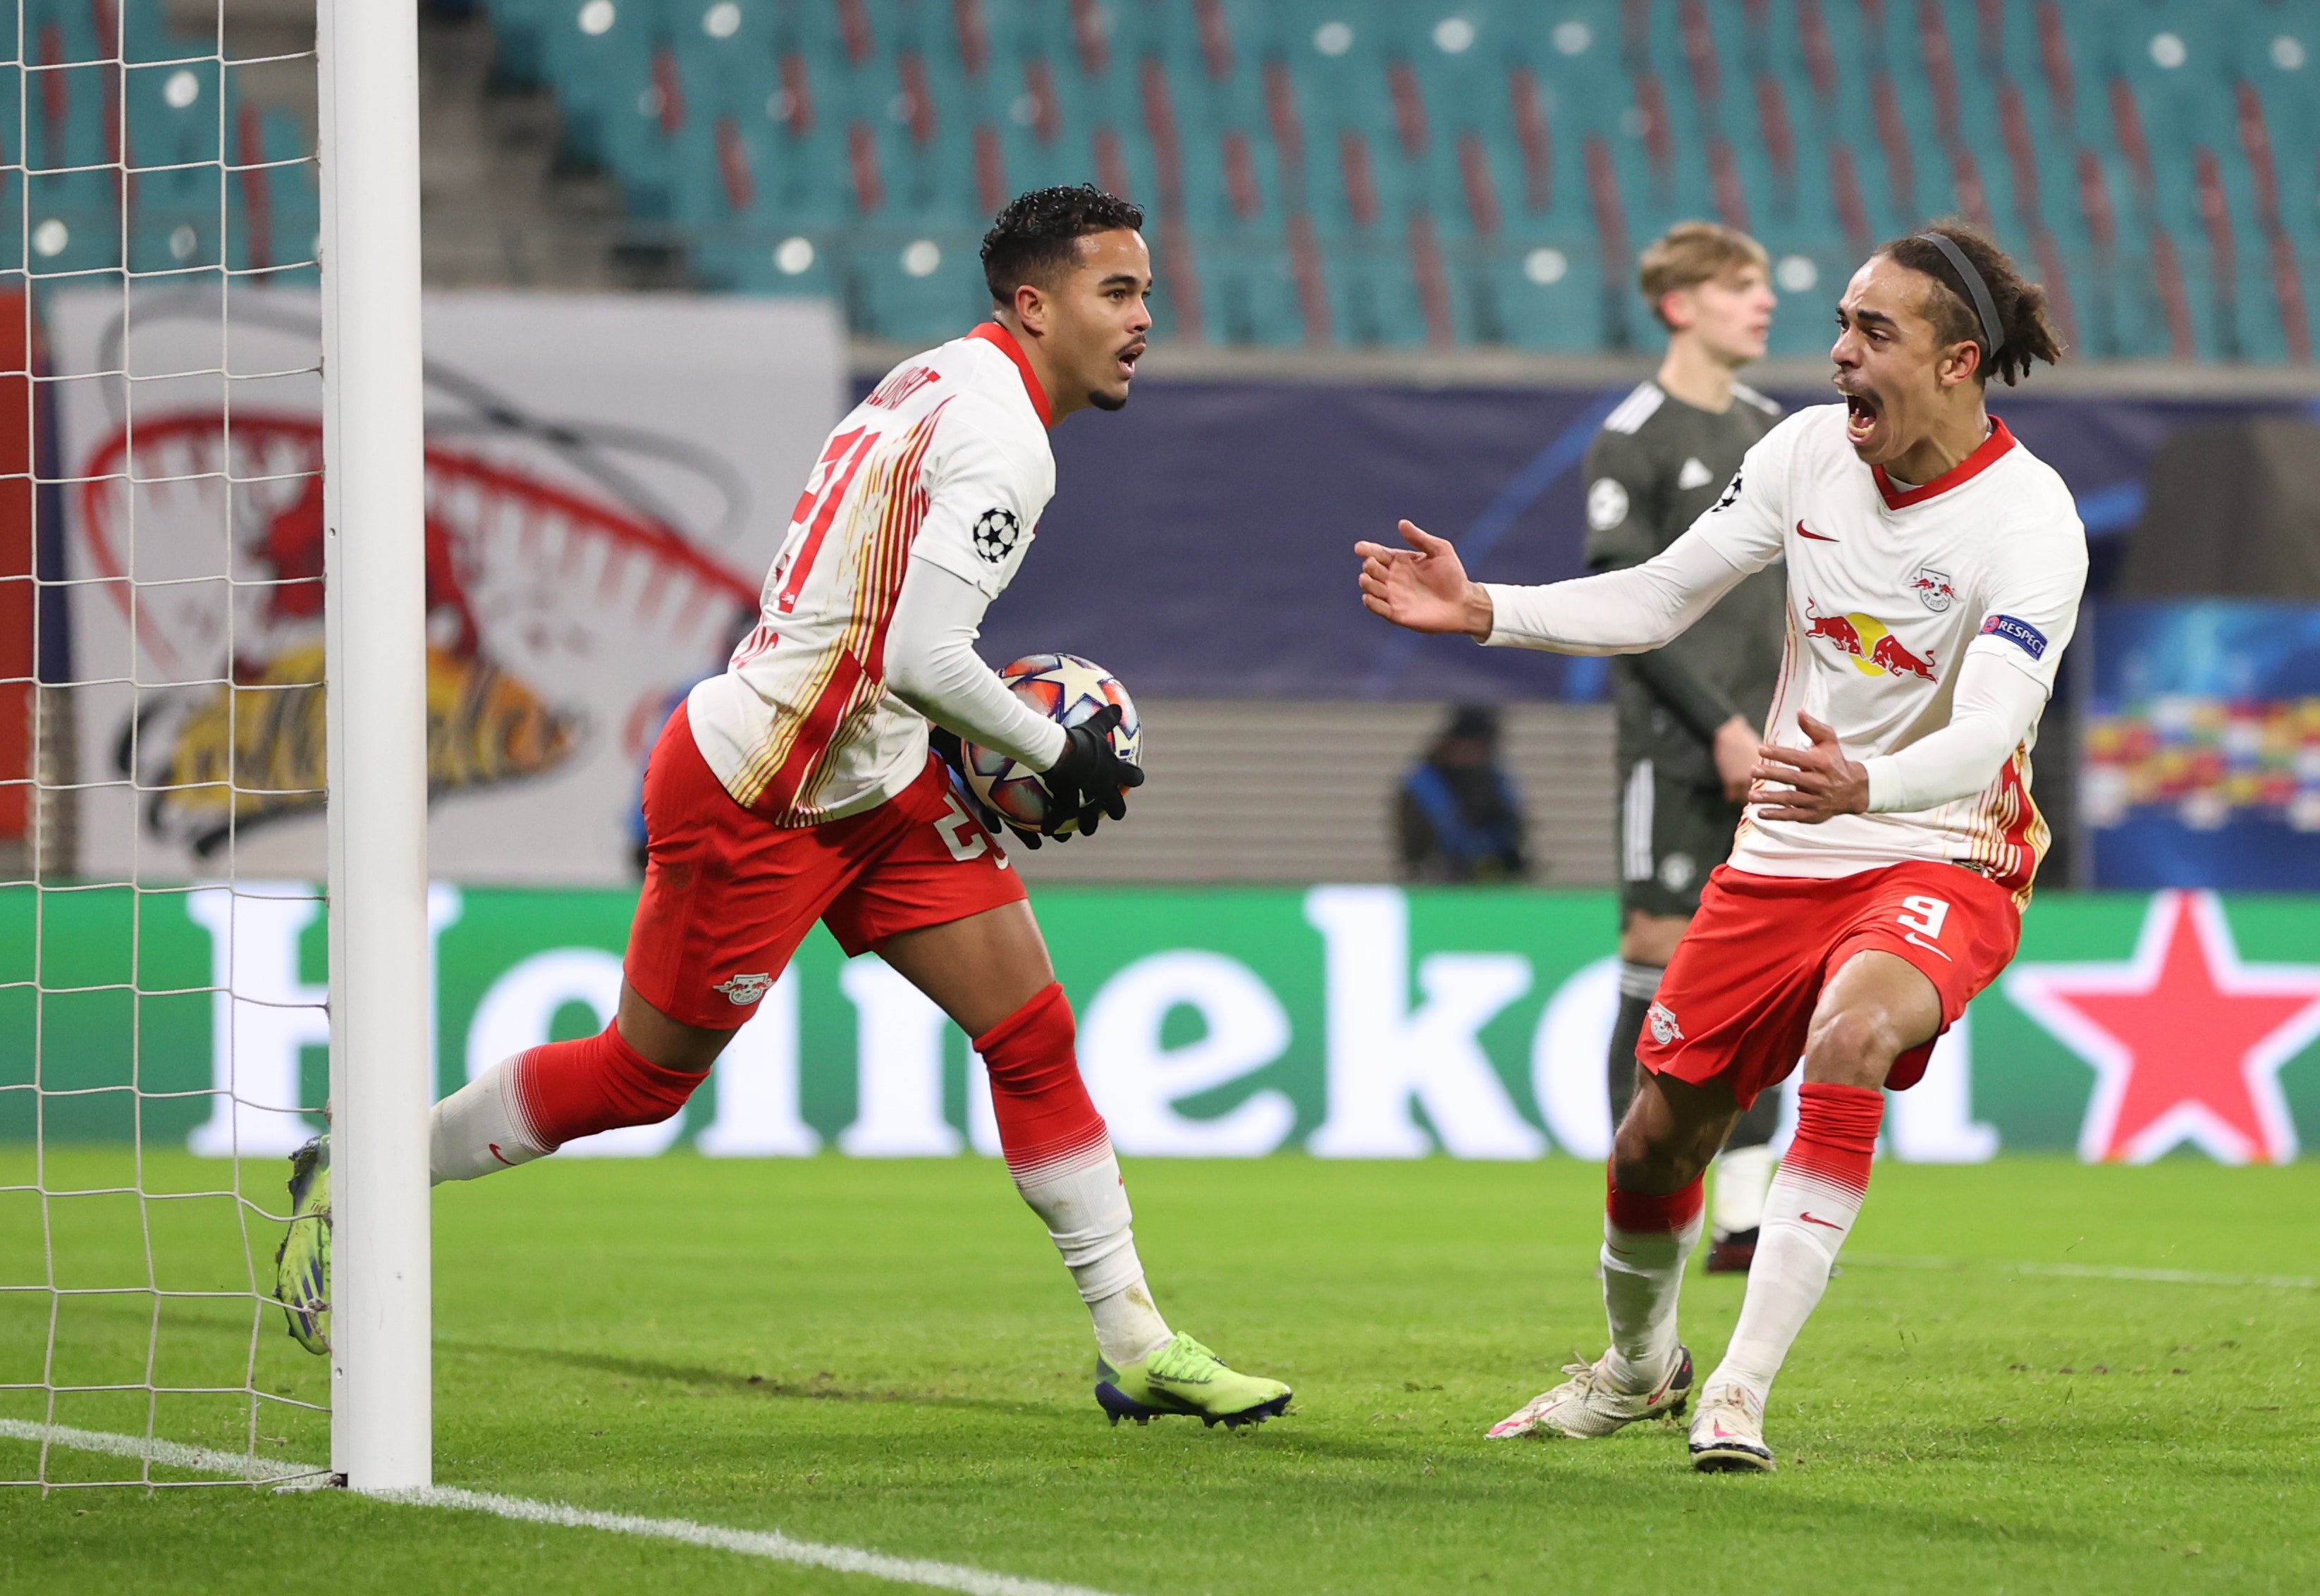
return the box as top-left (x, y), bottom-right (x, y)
top-left (1355, 520), bottom-right (1495, 637)
top-left (1359, 517), bottom-right (1757, 656)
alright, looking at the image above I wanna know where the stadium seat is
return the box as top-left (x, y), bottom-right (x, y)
top-left (461, 0), bottom-right (2320, 361)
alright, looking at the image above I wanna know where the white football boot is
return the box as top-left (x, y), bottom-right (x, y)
top-left (1486, 1344), bottom-right (1693, 1440)
top-left (1688, 1381), bottom-right (1775, 1472)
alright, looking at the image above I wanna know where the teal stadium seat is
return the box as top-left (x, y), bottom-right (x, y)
top-left (465, 0), bottom-right (2320, 360)
top-left (0, 0), bottom-right (308, 282)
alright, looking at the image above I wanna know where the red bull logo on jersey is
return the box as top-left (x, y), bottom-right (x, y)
top-left (1803, 600), bottom-right (1941, 682)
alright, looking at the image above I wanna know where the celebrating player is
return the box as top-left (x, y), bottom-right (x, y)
top-left (279, 185), bottom-right (1292, 1431)
top-left (1356, 222), bottom-right (2080, 1471)
top-left (1585, 221), bottom-right (1786, 1273)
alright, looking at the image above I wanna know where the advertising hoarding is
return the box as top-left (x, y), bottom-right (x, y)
top-left (8, 884), bottom-right (2317, 1165)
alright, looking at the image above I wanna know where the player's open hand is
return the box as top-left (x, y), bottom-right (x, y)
top-left (1748, 711), bottom-right (1869, 823)
top-left (1355, 520), bottom-right (1495, 638)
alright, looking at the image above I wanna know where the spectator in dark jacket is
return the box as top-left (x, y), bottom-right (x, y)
top-left (1397, 705), bottom-right (1528, 883)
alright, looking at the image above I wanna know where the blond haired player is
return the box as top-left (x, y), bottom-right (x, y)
top-left (279, 187), bottom-right (1291, 1431)
top-left (1358, 222), bottom-right (2080, 1471)
top-left (1586, 221), bottom-right (1786, 1273)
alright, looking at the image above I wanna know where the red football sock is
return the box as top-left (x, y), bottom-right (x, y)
top-left (1781, 1081), bottom-right (1884, 1201)
top-left (974, 982), bottom-right (1110, 1182)
top-left (511, 1023), bottom-right (709, 1149)
top-left (1600, 1168), bottom-right (1705, 1386)
top-left (974, 985), bottom-right (1153, 1346)
top-left (1711, 1081), bottom-right (1886, 1401)
top-left (1605, 1168), bottom-right (1707, 1235)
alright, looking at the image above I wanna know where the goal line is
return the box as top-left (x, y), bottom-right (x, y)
top-left (1, 1419), bottom-right (1124, 1596)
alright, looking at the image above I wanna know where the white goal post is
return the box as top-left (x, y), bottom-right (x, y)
top-left (318, 0), bottom-right (431, 1491)
top-left (0, 0), bottom-right (429, 1494)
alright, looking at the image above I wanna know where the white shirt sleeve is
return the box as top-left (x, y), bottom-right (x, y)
top-left (1480, 531), bottom-right (1757, 653)
top-left (1478, 409), bottom-right (1800, 654)
top-left (909, 407), bottom-right (1050, 601)
top-left (1860, 649), bottom-right (2048, 812)
top-left (885, 557), bottom-right (1069, 771)
top-left (1960, 495), bottom-right (2087, 694)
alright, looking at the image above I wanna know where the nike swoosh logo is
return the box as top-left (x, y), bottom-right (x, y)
top-left (1904, 931), bottom-right (1953, 962)
top-left (1799, 1211), bottom-right (1846, 1230)
top-left (1713, 1421), bottom-right (1736, 1439)
top-left (489, 1142), bottom-right (515, 1167)
top-left (1796, 520), bottom-right (1839, 541)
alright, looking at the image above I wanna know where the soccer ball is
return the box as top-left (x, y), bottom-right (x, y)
top-left (961, 653), bottom-right (1141, 836)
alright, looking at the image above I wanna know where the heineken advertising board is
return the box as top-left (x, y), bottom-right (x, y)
top-left (6, 885), bottom-right (2319, 1165)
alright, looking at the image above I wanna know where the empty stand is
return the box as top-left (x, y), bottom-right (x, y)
top-left (2, 0), bottom-right (317, 283)
top-left (474, 0), bottom-right (2320, 361)
top-left (1008, 698), bottom-right (1617, 885)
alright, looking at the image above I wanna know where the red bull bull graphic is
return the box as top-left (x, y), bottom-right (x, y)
top-left (1803, 600), bottom-right (1941, 682)
top-left (1870, 631), bottom-right (1941, 681)
top-left (1802, 602), bottom-right (1865, 656)
top-left (1909, 566), bottom-right (1958, 613)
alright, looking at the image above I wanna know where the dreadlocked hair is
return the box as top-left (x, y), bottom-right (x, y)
top-left (1876, 220), bottom-right (2066, 386)
top-left (981, 184), bottom-right (1145, 305)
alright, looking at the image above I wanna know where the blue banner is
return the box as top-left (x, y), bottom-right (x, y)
top-left (2083, 601), bottom-right (2320, 888)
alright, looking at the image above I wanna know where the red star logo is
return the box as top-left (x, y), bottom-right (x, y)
top-left (2003, 892), bottom-right (2320, 1165)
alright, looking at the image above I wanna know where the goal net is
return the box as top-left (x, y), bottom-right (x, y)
top-left (3, 0), bottom-right (429, 1491)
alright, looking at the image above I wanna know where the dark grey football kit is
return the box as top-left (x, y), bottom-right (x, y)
top-left (1584, 379), bottom-right (1784, 1152)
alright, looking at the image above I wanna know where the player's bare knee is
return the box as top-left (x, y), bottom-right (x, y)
top-left (1803, 1005), bottom-right (1903, 1088)
top-left (1610, 1119), bottom-right (1703, 1196)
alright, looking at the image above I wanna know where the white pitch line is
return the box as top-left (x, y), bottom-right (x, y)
top-left (4, 1420), bottom-right (1124, 1596)
top-left (1845, 1254), bottom-right (2317, 1291)
top-left (0, 1418), bottom-right (333, 1489)
top-left (378, 1485), bottom-right (1124, 1596)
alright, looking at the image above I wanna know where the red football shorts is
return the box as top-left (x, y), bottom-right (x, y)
top-left (1635, 861), bottom-right (2020, 1110)
top-left (624, 702), bottom-right (1029, 1029)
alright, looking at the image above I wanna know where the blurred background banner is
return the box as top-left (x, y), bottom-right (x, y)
top-left (990, 384), bottom-right (2318, 703)
top-left (2082, 601), bottom-right (2320, 888)
top-left (45, 288), bottom-right (842, 886)
top-left (10, 880), bottom-right (2318, 1167)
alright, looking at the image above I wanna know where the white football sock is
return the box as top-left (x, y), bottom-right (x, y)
top-left (1709, 1158), bottom-right (1865, 1401)
top-left (1088, 1278), bottom-right (1172, 1366)
top-left (1711, 1144), bottom-right (1777, 1237)
top-left (429, 1055), bottom-right (552, 1184)
top-left (1009, 1140), bottom-right (1172, 1364)
top-left (1602, 1207), bottom-right (1703, 1389)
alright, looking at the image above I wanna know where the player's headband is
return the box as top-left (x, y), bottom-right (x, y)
top-left (1915, 232), bottom-right (2004, 358)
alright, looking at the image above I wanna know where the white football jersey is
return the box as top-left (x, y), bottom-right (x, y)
top-left (1691, 405), bottom-right (2087, 902)
top-left (686, 323), bottom-right (1056, 825)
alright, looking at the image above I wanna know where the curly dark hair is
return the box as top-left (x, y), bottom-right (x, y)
top-left (1875, 220), bottom-right (2066, 386)
top-left (981, 184), bottom-right (1145, 307)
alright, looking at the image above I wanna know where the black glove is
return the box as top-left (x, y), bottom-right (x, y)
top-left (928, 726), bottom-right (1043, 849)
top-left (1039, 704), bottom-right (1144, 837)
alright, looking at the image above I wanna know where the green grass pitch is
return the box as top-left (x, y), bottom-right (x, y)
top-left (4, 1150), bottom-right (2316, 1593)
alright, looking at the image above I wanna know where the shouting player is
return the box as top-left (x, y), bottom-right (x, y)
top-left (279, 186), bottom-right (1292, 1430)
top-left (1585, 221), bottom-right (1786, 1272)
top-left (1356, 222), bottom-right (2080, 1471)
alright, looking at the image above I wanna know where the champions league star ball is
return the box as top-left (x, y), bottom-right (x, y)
top-left (961, 653), bottom-right (1141, 836)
